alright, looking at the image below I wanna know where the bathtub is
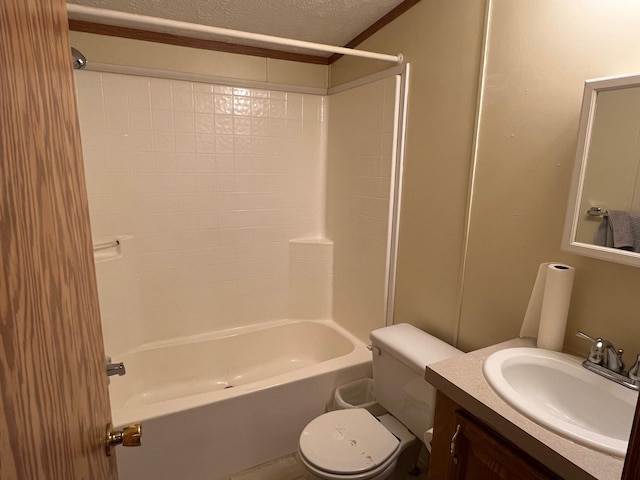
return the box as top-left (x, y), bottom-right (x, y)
top-left (111, 319), bottom-right (373, 480)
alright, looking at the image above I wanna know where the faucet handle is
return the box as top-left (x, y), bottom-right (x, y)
top-left (575, 331), bottom-right (604, 364)
top-left (575, 331), bottom-right (597, 343)
top-left (608, 347), bottom-right (625, 373)
top-left (574, 332), bottom-right (626, 371)
top-left (629, 354), bottom-right (640, 382)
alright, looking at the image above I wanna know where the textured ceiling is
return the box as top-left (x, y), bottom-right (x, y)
top-left (67, 0), bottom-right (407, 54)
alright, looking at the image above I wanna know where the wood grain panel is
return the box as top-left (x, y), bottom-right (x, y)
top-left (0, 1), bottom-right (116, 479)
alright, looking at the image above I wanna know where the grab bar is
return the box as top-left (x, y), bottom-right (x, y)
top-left (93, 239), bottom-right (120, 251)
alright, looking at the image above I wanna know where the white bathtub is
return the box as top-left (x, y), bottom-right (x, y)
top-left (111, 319), bottom-right (372, 480)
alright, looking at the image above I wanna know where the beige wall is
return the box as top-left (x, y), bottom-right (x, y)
top-left (462, 0), bottom-right (640, 355)
top-left (333, 0), bottom-right (640, 357)
top-left (70, 31), bottom-right (328, 89)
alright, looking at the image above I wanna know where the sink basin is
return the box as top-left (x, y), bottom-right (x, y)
top-left (483, 347), bottom-right (638, 457)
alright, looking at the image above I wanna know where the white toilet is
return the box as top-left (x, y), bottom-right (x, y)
top-left (298, 323), bottom-right (462, 480)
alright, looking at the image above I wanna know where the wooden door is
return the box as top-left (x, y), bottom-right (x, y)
top-left (0, 0), bottom-right (117, 479)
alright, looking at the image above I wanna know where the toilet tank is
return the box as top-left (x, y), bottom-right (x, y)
top-left (370, 323), bottom-right (462, 439)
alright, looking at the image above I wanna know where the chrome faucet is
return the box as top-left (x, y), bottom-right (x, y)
top-left (576, 331), bottom-right (639, 391)
top-left (576, 331), bottom-right (624, 372)
top-left (106, 356), bottom-right (126, 377)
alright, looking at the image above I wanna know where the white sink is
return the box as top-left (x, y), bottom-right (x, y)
top-left (483, 347), bottom-right (638, 457)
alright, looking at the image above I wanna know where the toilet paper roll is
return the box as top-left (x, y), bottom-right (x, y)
top-left (520, 263), bottom-right (575, 351)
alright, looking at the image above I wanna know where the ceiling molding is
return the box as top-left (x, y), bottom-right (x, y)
top-left (68, 19), bottom-right (330, 65)
top-left (328, 0), bottom-right (421, 64)
top-left (68, 0), bottom-right (420, 65)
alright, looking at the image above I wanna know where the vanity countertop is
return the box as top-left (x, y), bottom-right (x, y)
top-left (425, 337), bottom-right (625, 480)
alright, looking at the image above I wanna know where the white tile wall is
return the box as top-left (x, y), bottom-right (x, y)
top-left (326, 76), bottom-right (399, 342)
top-left (76, 71), bottom-right (327, 354)
top-left (76, 70), bottom-right (397, 354)
top-left (288, 239), bottom-right (333, 320)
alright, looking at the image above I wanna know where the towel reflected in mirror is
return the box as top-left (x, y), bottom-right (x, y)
top-left (594, 210), bottom-right (640, 252)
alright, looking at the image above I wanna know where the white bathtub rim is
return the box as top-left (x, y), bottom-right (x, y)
top-left (109, 319), bottom-right (372, 427)
top-left (111, 318), bottom-right (352, 357)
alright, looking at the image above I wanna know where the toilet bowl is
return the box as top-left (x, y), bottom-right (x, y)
top-left (298, 409), bottom-right (418, 480)
top-left (297, 324), bottom-right (462, 480)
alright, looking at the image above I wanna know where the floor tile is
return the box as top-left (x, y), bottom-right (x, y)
top-left (227, 451), bottom-right (429, 480)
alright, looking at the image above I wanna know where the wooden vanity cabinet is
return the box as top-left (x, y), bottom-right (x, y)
top-left (428, 391), bottom-right (562, 480)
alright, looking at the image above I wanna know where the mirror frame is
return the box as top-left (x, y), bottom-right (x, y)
top-left (562, 73), bottom-right (640, 267)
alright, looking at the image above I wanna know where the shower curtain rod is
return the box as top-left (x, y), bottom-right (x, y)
top-left (66, 4), bottom-right (404, 64)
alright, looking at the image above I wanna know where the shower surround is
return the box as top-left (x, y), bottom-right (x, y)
top-left (76, 71), bottom-right (397, 354)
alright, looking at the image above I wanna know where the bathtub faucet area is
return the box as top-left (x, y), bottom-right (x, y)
top-left (106, 356), bottom-right (126, 377)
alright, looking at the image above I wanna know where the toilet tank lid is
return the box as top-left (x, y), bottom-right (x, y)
top-left (370, 323), bottom-right (462, 373)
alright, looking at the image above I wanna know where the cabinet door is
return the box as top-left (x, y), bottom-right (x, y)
top-left (449, 411), bottom-right (560, 480)
top-left (429, 391), bottom-right (560, 480)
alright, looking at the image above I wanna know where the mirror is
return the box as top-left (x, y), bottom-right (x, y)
top-left (562, 73), bottom-right (640, 267)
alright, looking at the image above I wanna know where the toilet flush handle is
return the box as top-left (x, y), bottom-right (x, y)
top-left (366, 345), bottom-right (381, 355)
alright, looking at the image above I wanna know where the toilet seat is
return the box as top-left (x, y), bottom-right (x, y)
top-left (298, 452), bottom-right (397, 480)
top-left (299, 409), bottom-right (400, 477)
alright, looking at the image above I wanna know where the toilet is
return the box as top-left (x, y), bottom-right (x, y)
top-left (298, 323), bottom-right (462, 480)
